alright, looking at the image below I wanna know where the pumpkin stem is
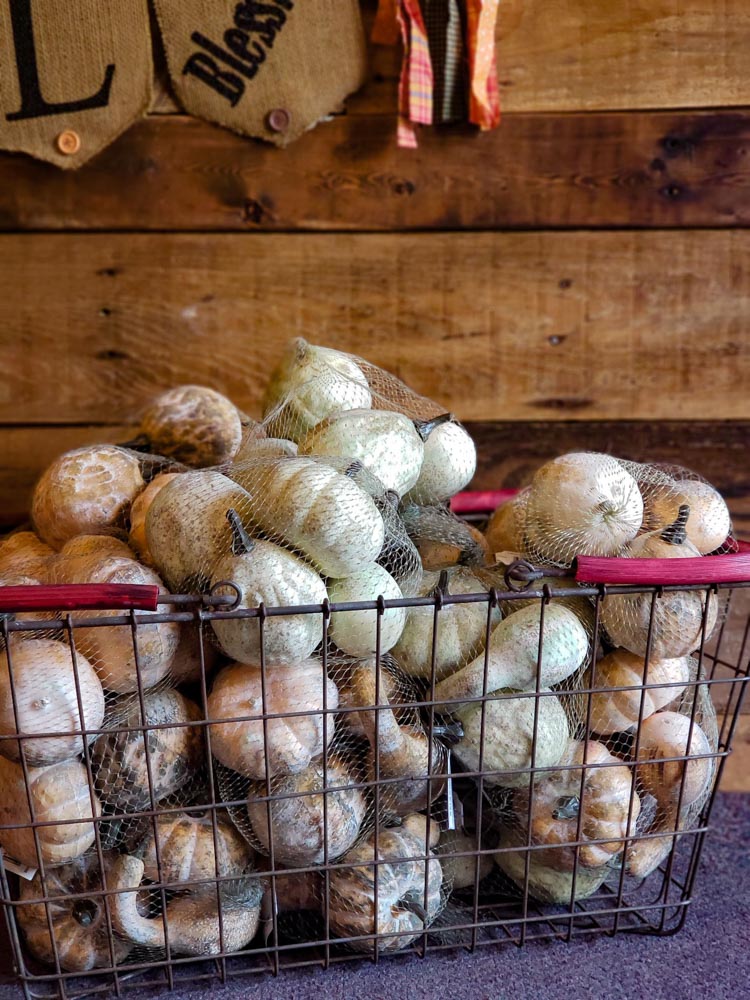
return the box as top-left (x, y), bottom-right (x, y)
top-left (552, 795), bottom-right (580, 821)
top-left (345, 459), bottom-right (366, 479)
top-left (432, 569), bottom-right (451, 597)
top-left (226, 508), bottom-right (255, 556)
top-left (383, 489), bottom-right (401, 510)
top-left (660, 504), bottom-right (690, 546)
top-left (413, 412), bottom-right (454, 442)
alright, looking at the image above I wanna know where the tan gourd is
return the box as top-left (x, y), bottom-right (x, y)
top-left (91, 690), bottom-right (204, 812)
top-left (72, 557), bottom-right (179, 694)
top-left (137, 385), bottom-right (243, 467)
top-left (600, 510), bottom-right (719, 658)
top-left (453, 691), bottom-right (570, 789)
top-left (494, 825), bottom-right (609, 904)
top-left (437, 829), bottom-right (493, 890)
top-left (17, 853), bottom-right (132, 971)
top-left (141, 810), bottom-right (253, 885)
top-left (0, 639), bottom-right (104, 765)
top-left (234, 437), bottom-right (298, 463)
top-left (625, 804), bottom-right (680, 880)
top-left (298, 409), bottom-right (426, 497)
top-left (208, 660), bottom-right (338, 781)
top-left (110, 855), bottom-right (262, 956)
top-left (128, 473), bottom-right (180, 565)
top-left (407, 419), bottom-right (477, 505)
top-left (230, 456), bottom-right (385, 579)
top-left (400, 503), bottom-right (487, 571)
top-left (484, 492), bottom-right (528, 560)
top-left (145, 470), bottom-right (252, 591)
top-left (247, 755), bottom-right (366, 865)
top-left (0, 532), bottom-right (53, 580)
top-left (513, 739), bottom-right (640, 871)
top-left (433, 603), bottom-right (589, 711)
top-left (524, 452), bottom-right (644, 565)
top-left (344, 660), bottom-right (446, 815)
top-left (392, 568), bottom-right (500, 682)
top-left (636, 711), bottom-right (713, 811)
top-left (645, 479), bottom-right (731, 554)
top-left (327, 564), bottom-right (406, 657)
top-left (31, 446), bottom-right (145, 550)
top-left (211, 517), bottom-right (327, 664)
top-left (589, 649), bottom-right (690, 735)
top-left (329, 817), bottom-right (443, 953)
top-left (337, 658), bottom-right (412, 739)
top-left (0, 757), bottom-right (100, 868)
top-left (263, 338), bottom-right (372, 442)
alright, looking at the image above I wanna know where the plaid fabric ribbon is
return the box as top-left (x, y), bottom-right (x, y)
top-left (373, 0), bottom-right (501, 147)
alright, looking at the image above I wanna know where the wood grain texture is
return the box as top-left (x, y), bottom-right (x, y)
top-left (720, 716), bottom-right (750, 791)
top-left (360, 0), bottom-right (750, 116)
top-left (2, 111), bottom-right (750, 232)
top-left (1, 230), bottom-right (749, 425)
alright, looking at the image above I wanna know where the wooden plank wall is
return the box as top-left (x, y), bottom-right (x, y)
top-left (0, 0), bottom-right (747, 779)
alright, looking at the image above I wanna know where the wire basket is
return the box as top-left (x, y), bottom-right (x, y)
top-left (0, 537), bottom-right (748, 1000)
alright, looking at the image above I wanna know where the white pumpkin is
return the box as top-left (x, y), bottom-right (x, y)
top-left (453, 691), bottom-right (570, 788)
top-left (327, 564), bottom-right (405, 656)
top-left (211, 536), bottom-right (327, 664)
top-left (298, 409), bottom-right (424, 497)
top-left (407, 420), bottom-right (477, 504)
top-left (263, 338), bottom-right (372, 442)
top-left (208, 660), bottom-right (338, 780)
top-left (0, 639), bottom-right (105, 766)
top-left (524, 452), bottom-right (644, 565)
top-left (230, 456), bottom-right (385, 579)
top-left (392, 568), bottom-right (500, 682)
top-left (145, 470), bottom-right (252, 590)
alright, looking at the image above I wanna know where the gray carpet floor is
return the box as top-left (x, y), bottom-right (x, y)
top-left (1, 794), bottom-right (747, 1000)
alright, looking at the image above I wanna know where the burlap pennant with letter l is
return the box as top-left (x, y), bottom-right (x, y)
top-left (152, 0), bottom-right (368, 147)
top-left (0, 0), bottom-right (153, 169)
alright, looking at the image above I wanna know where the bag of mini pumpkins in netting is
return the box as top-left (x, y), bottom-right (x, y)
top-left (471, 450), bottom-right (728, 905)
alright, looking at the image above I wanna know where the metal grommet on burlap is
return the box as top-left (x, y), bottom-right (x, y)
top-left (56, 131), bottom-right (81, 156)
top-left (266, 108), bottom-right (291, 134)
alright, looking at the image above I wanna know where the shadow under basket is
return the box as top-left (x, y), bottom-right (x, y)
top-left (0, 543), bottom-right (748, 1000)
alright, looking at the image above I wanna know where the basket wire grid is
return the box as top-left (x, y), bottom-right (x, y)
top-left (0, 566), bottom-right (748, 1000)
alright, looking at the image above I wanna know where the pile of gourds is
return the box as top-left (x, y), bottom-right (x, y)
top-left (0, 339), bottom-right (728, 968)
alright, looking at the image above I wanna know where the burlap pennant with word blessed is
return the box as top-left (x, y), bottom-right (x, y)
top-left (152, 0), bottom-right (368, 147)
top-left (0, 0), bottom-right (153, 169)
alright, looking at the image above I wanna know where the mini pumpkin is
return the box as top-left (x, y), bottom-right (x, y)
top-left (210, 519), bottom-right (327, 665)
top-left (72, 557), bottom-right (180, 694)
top-left (513, 739), bottom-right (640, 871)
top-left (406, 419), bottom-right (477, 505)
top-left (0, 532), bottom-right (53, 580)
top-left (393, 567), bottom-right (500, 682)
top-left (208, 660), bottom-right (338, 781)
top-left (589, 649), bottom-right (690, 735)
top-left (17, 852), bottom-right (132, 971)
top-left (0, 756), bottom-right (100, 868)
top-left (600, 510), bottom-right (719, 658)
top-left (91, 689), bottom-right (204, 812)
top-left (327, 564), bottom-right (406, 657)
top-left (31, 446), bottom-right (145, 550)
top-left (137, 385), bottom-right (243, 468)
top-left (141, 809), bottom-right (253, 886)
top-left (635, 711), bottom-right (713, 811)
top-left (247, 754), bottom-right (366, 865)
top-left (329, 816), bottom-right (444, 953)
top-left (0, 638), bottom-right (105, 766)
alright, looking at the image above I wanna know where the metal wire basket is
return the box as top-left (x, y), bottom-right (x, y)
top-left (0, 543), bottom-right (748, 1000)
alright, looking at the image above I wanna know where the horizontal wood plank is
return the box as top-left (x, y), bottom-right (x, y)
top-left (1, 231), bottom-right (749, 425)
top-left (719, 716), bottom-right (750, 791)
top-left (3, 110), bottom-right (750, 232)
top-left (358, 0), bottom-right (750, 116)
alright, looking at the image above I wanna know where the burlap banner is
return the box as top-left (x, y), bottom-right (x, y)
top-left (0, 0), bottom-right (153, 169)
top-left (152, 0), bottom-right (368, 147)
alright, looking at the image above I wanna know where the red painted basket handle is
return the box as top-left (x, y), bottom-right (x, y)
top-left (0, 584), bottom-right (159, 613)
